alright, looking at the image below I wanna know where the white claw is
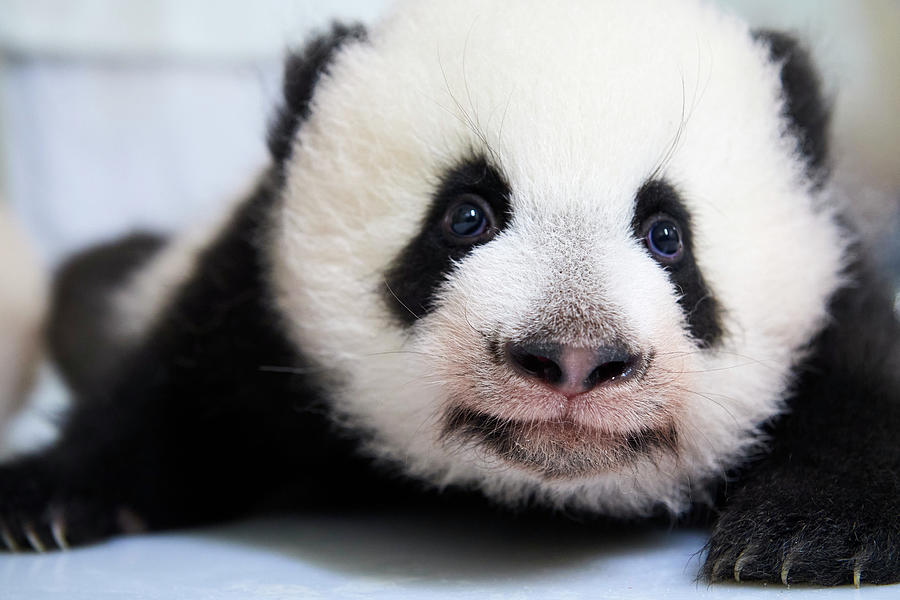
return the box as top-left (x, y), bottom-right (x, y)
top-left (23, 523), bottom-right (46, 553)
top-left (50, 516), bottom-right (69, 551)
top-left (851, 548), bottom-right (870, 588)
top-left (0, 520), bottom-right (19, 552)
top-left (780, 555), bottom-right (793, 586)
top-left (733, 548), bottom-right (749, 583)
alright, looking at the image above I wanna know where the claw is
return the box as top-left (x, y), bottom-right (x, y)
top-left (23, 522), bottom-right (46, 553)
top-left (733, 548), bottom-right (750, 583)
top-left (0, 519), bottom-right (19, 552)
top-left (850, 545), bottom-right (873, 588)
top-left (780, 554), bottom-right (794, 586)
top-left (50, 515), bottom-right (69, 551)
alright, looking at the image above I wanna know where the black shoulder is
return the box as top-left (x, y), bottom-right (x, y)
top-left (753, 30), bottom-right (831, 183)
top-left (267, 23), bottom-right (368, 167)
top-left (47, 232), bottom-right (167, 395)
top-left (805, 249), bottom-right (899, 385)
top-left (743, 241), bottom-right (900, 470)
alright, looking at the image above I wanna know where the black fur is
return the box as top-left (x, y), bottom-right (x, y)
top-left (47, 232), bottom-right (166, 396)
top-left (632, 180), bottom-right (722, 347)
top-left (753, 30), bottom-right (831, 182)
top-left (267, 23), bottom-right (368, 167)
top-left (703, 252), bottom-right (900, 585)
top-left (384, 156), bottom-right (512, 325)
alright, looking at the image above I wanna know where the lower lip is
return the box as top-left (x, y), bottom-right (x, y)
top-left (443, 405), bottom-right (674, 452)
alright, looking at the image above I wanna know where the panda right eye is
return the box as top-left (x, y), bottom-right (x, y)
top-left (442, 194), bottom-right (496, 243)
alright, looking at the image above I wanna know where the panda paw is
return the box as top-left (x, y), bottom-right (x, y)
top-left (702, 468), bottom-right (900, 586)
top-left (0, 463), bottom-right (133, 552)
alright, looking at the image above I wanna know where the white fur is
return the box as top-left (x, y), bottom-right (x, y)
top-left (271, 0), bottom-right (847, 516)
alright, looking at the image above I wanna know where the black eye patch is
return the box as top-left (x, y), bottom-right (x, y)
top-left (633, 180), bottom-right (723, 347)
top-left (383, 156), bottom-right (511, 326)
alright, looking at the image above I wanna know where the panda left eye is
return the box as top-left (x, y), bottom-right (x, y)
top-left (443, 194), bottom-right (496, 243)
top-left (644, 216), bottom-right (684, 262)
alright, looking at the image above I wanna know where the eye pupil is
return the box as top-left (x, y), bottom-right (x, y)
top-left (449, 203), bottom-right (487, 237)
top-left (647, 220), bottom-right (682, 258)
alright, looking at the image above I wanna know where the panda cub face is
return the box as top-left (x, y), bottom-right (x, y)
top-left (271, 0), bottom-right (846, 515)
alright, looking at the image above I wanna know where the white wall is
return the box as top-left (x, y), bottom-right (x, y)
top-left (0, 0), bottom-right (386, 60)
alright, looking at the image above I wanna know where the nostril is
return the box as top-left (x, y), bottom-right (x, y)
top-left (507, 344), bottom-right (563, 384)
top-left (586, 357), bottom-right (636, 389)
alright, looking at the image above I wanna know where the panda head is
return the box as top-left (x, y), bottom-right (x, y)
top-left (270, 0), bottom-right (847, 515)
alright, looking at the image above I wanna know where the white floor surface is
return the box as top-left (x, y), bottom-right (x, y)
top-left (1, 513), bottom-right (897, 599)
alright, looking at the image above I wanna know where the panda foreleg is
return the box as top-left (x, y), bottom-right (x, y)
top-left (703, 260), bottom-right (900, 586)
top-left (0, 355), bottom-right (328, 552)
top-left (0, 184), bottom-right (343, 551)
top-left (0, 395), bottom-right (180, 551)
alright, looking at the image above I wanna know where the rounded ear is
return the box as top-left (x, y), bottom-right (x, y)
top-left (753, 30), bottom-right (831, 183)
top-left (267, 23), bottom-right (368, 167)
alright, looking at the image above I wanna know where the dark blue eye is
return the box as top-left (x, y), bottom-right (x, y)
top-left (646, 218), bottom-right (683, 261)
top-left (444, 195), bottom-right (494, 242)
top-left (449, 204), bottom-right (485, 236)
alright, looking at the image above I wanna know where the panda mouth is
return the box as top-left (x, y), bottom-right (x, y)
top-left (440, 405), bottom-right (678, 478)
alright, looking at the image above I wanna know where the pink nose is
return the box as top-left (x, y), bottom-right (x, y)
top-left (505, 341), bottom-right (639, 397)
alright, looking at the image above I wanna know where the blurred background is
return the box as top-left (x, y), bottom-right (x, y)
top-left (0, 0), bottom-right (897, 281)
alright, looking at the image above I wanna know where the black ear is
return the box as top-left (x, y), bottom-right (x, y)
top-left (267, 23), bottom-right (368, 167)
top-left (753, 30), bottom-right (831, 182)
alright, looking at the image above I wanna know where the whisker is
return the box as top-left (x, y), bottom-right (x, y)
top-left (673, 385), bottom-right (740, 425)
top-left (654, 362), bottom-right (768, 374)
top-left (383, 277), bottom-right (421, 321)
top-left (364, 349), bottom-right (438, 359)
top-left (461, 294), bottom-right (490, 337)
top-left (652, 348), bottom-right (780, 372)
top-left (258, 364), bottom-right (331, 375)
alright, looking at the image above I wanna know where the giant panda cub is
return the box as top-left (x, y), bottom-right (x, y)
top-left (1, 0), bottom-right (898, 587)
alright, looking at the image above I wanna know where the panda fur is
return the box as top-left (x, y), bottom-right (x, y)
top-left (1, 0), bottom-right (898, 587)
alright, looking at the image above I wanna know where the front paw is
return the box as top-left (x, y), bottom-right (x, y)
top-left (0, 462), bottom-right (134, 552)
top-left (702, 468), bottom-right (900, 586)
